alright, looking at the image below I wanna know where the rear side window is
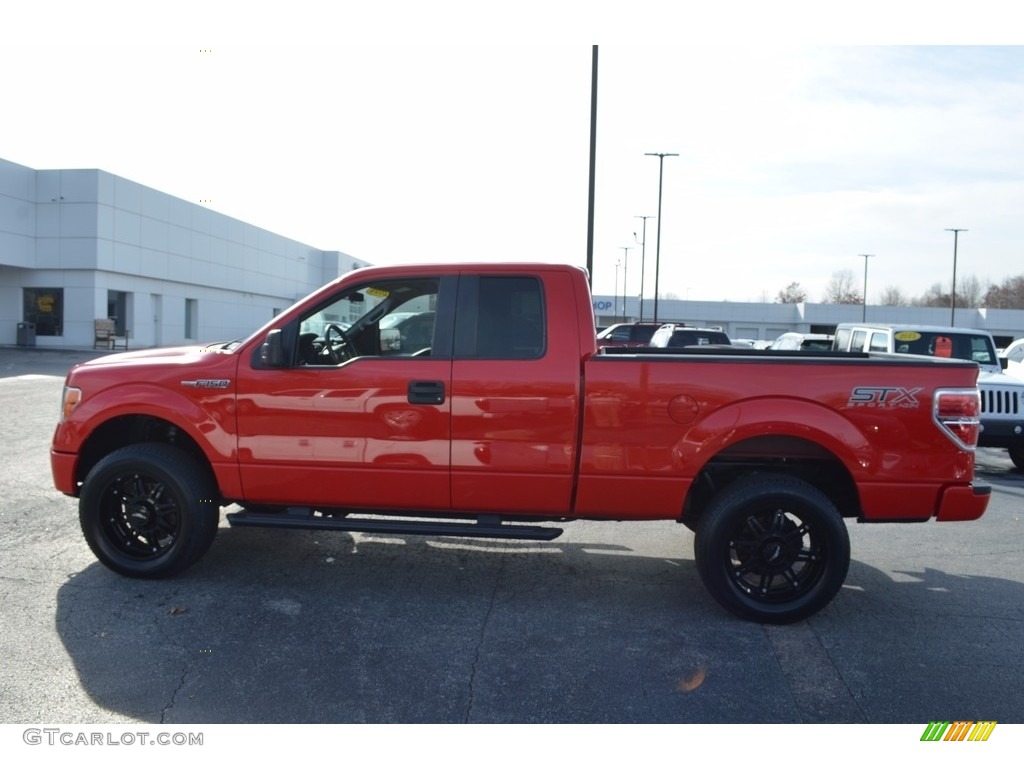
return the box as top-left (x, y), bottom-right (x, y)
top-left (609, 326), bottom-right (632, 341)
top-left (868, 332), bottom-right (888, 352)
top-left (668, 330), bottom-right (731, 347)
top-left (455, 276), bottom-right (546, 359)
top-left (630, 325), bottom-right (659, 343)
top-left (833, 328), bottom-right (851, 351)
top-left (851, 330), bottom-right (867, 352)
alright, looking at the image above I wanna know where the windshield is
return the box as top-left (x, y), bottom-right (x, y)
top-left (893, 329), bottom-right (998, 365)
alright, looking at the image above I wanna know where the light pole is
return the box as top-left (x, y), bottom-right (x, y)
top-left (946, 228), bottom-right (967, 325)
top-left (859, 254), bottom-right (874, 322)
top-left (619, 246), bottom-right (632, 321)
top-left (634, 215), bottom-right (654, 321)
top-left (645, 152), bottom-right (678, 323)
top-left (614, 260), bottom-right (621, 322)
top-left (586, 46), bottom-right (598, 289)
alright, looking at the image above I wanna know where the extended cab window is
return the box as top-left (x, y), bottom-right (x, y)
top-left (869, 331), bottom-right (888, 352)
top-left (295, 277), bottom-right (440, 365)
top-left (455, 275), bottom-right (546, 359)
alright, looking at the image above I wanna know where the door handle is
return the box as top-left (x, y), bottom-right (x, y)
top-left (408, 380), bottom-right (445, 405)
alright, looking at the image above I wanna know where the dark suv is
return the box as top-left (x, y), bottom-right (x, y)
top-left (649, 324), bottom-right (732, 348)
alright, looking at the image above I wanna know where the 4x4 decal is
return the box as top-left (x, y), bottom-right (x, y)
top-left (848, 386), bottom-right (923, 408)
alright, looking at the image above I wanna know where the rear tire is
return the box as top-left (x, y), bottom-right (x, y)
top-left (79, 443), bottom-right (220, 578)
top-left (694, 473), bottom-right (850, 624)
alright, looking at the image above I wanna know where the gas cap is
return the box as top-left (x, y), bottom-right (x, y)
top-left (669, 394), bottom-right (700, 424)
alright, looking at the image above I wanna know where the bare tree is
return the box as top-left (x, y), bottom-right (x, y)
top-left (914, 283), bottom-right (949, 307)
top-left (878, 285), bottom-right (908, 306)
top-left (776, 281), bottom-right (807, 303)
top-left (822, 269), bottom-right (862, 305)
top-left (956, 275), bottom-right (987, 308)
top-left (913, 275), bottom-right (986, 308)
top-left (983, 275), bottom-right (1024, 308)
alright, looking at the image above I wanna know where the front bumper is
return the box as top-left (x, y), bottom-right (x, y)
top-left (977, 419), bottom-right (1024, 448)
top-left (50, 449), bottom-right (78, 496)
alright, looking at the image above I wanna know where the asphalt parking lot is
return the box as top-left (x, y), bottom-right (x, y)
top-left (1, 346), bottom-right (1022, 724)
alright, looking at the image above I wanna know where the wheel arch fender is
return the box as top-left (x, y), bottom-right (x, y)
top-left (676, 397), bottom-right (875, 477)
top-left (58, 383), bottom-right (238, 497)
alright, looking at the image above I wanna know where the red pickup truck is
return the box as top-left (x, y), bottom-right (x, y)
top-left (52, 263), bottom-right (989, 623)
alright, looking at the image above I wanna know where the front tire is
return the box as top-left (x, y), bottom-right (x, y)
top-left (1009, 446), bottom-right (1024, 472)
top-left (694, 473), bottom-right (850, 624)
top-left (79, 443), bottom-right (220, 578)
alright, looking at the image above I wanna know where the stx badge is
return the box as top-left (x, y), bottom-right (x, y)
top-left (848, 386), bottom-right (922, 408)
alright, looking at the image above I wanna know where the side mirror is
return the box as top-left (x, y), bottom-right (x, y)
top-left (1001, 357), bottom-right (1009, 371)
top-left (380, 328), bottom-right (401, 352)
top-left (260, 329), bottom-right (286, 368)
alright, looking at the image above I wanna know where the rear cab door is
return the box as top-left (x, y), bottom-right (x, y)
top-left (449, 268), bottom-right (582, 515)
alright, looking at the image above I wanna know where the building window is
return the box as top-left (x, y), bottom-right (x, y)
top-left (23, 288), bottom-right (64, 336)
top-left (185, 299), bottom-right (198, 340)
top-left (107, 290), bottom-right (128, 336)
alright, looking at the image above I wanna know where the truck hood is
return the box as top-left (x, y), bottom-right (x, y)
top-left (75, 344), bottom-right (234, 370)
top-left (979, 369), bottom-right (1024, 388)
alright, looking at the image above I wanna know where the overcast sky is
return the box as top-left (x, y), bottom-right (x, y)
top-left (6, 7), bottom-right (1023, 305)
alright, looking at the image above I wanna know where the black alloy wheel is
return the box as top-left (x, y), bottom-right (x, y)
top-left (694, 473), bottom-right (850, 624)
top-left (79, 443), bottom-right (219, 578)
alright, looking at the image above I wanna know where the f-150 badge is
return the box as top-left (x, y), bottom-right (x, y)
top-left (180, 379), bottom-right (231, 389)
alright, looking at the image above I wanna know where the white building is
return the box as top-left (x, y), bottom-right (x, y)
top-left (0, 157), bottom-right (363, 349)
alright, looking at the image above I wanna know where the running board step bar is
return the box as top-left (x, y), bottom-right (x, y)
top-left (226, 509), bottom-right (564, 541)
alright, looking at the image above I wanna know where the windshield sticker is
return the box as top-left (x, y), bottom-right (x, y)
top-left (933, 336), bottom-right (953, 357)
top-left (895, 331), bottom-right (922, 341)
top-left (365, 287), bottom-right (390, 298)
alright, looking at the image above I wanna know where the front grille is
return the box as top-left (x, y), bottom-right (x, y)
top-left (981, 387), bottom-right (1022, 415)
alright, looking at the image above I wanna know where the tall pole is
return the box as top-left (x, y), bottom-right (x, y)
top-left (586, 46), bottom-right (598, 290)
top-left (619, 246), bottom-right (632, 321)
top-left (614, 260), bottom-right (621, 323)
top-left (645, 152), bottom-right (678, 323)
top-left (946, 228), bottom-right (967, 325)
top-left (634, 215), bottom-right (654, 322)
top-left (859, 254), bottom-right (874, 322)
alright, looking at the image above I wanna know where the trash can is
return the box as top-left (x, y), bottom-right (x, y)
top-left (16, 321), bottom-right (36, 347)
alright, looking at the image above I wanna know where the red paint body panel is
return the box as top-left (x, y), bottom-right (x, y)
top-left (576, 355), bottom-right (979, 520)
top-left (235, 357), bottom-right (452, 509)
top-left (51, 262), bottom-right (987, 528)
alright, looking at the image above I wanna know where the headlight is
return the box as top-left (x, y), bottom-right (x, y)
top-left (61, 386), bottom-right (82, 422)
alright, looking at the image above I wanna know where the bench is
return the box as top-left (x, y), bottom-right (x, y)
top-left (94, 318), bottom-right (129, 350)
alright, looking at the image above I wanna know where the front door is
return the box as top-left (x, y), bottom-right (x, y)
top-left (235, 274), bottom-right (455, 512)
